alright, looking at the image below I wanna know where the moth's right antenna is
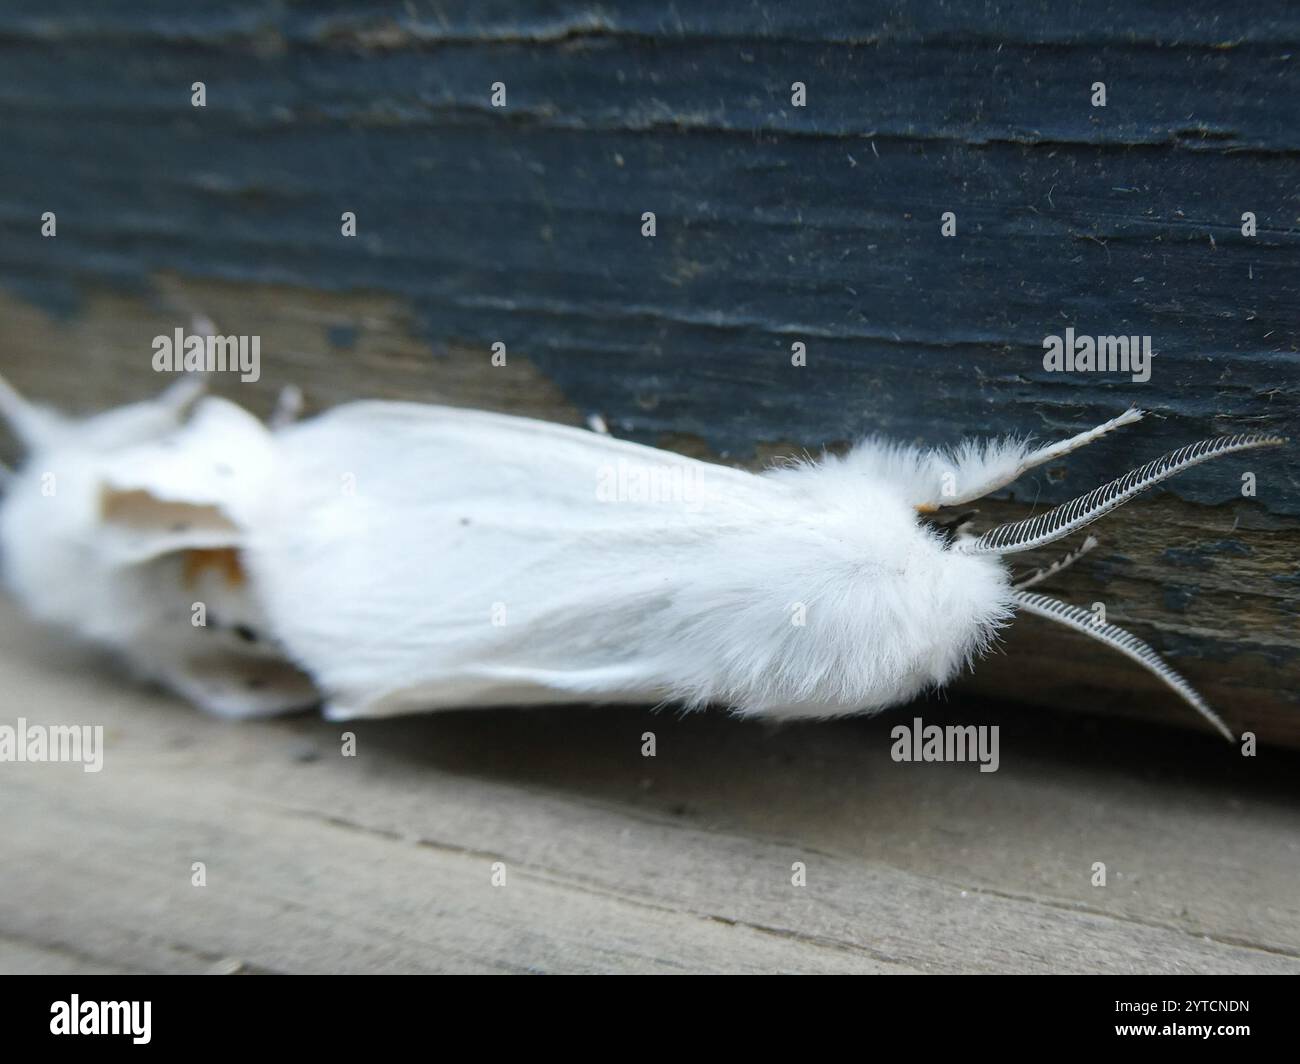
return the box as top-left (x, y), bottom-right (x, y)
top-left (1011, 589), bottom-right (1233, 741)
top-left (959, 433), bottom-right (1286, 556)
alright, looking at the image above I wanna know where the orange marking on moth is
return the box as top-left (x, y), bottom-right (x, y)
top-left (183, 548), bottom-right (246, 588)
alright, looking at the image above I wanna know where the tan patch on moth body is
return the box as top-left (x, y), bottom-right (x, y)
top-left (183, 548), bottom-right (246, 588)
top-left (99, 489), bottom-right (239, 536)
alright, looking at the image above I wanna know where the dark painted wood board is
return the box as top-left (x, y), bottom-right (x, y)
top-left (0, 2), bottom-right (1297, 743)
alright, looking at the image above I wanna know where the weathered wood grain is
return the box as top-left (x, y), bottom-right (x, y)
top-left (0, 3), bottom-right (1296, 743)
top-left (1, 598), bottom-right (1297, 974)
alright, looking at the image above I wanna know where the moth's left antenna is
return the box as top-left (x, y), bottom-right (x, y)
top-left (1012, 589), bottom-right (1233, 741)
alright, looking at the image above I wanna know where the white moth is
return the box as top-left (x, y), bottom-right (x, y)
top-left (0, 371), bottom-right (1283, 739)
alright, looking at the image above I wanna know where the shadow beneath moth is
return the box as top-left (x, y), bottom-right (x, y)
top-left (0, 372), bottom-right (1284, 741)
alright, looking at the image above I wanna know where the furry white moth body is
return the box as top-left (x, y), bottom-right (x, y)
top-left (244, 402), bottom-right (1013, 721)
top-left (0, 372), bottom-right (1284, 739)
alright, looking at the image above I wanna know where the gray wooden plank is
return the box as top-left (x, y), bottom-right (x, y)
top-left (0, 598), bottom-right (1296, 974)
top-left (0, 934), bottom-right (137, 976)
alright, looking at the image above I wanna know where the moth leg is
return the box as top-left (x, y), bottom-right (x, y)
top-left (154, 314), bottom-right (218, 413)
top-left (162, 656), bottom-right (320, 718)
top-left (1012, 535), bottom-right (1098, 590)
top-left (0, 370), bottom-right (61, 448)
top-left (269, 384), bottom-right (304, 429)
top-left (933, 407), bottom-right (1144, 508)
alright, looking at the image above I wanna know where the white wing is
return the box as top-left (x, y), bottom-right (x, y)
top-left (246, 403), bottom-right (790, 717)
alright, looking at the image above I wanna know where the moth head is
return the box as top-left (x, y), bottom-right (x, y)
top-left (922, 426), bottom-right (1286, 741)
top-left (917, 507), bottom-right (979, 545)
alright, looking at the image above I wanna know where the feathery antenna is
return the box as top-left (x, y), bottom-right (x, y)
top-left (959, 433), bottom-right (1286, 556)
top-left (1012, 535), bottom-right (1098, 590)
top-left (1012, 590), bottom-right (1233, 741)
